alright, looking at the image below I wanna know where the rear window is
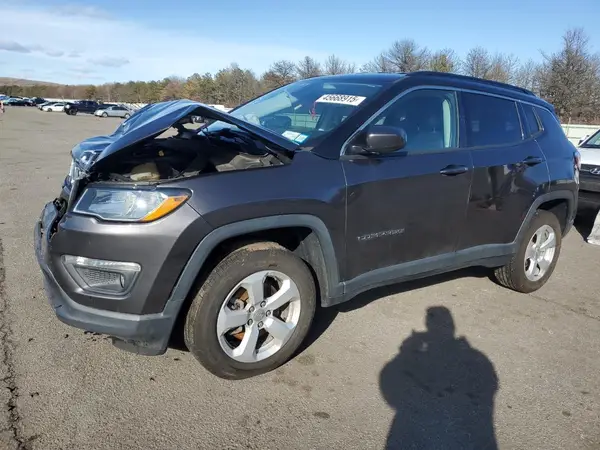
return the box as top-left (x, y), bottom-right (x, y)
top-left (462, 93), bottom-right (523, 147)
top-left (522, 104), bottom-right (541, 136)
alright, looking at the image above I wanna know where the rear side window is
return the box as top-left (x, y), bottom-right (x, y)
top-left (462, 93), bottom-right (523, 147)
top-left (522, 104), bottom-right (541, 136)
top-left (535, 107), bottom-right (564, 136)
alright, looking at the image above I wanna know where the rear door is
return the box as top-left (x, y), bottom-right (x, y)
top-left (342, 88), bottom-right (473, 281)
top-left (457, 92), bottom-right (549, 249)
top-left (114, 106), bottom-right (127, 117)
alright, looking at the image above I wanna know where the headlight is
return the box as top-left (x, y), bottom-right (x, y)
top-left (73, 188), bottom-right (190, 222)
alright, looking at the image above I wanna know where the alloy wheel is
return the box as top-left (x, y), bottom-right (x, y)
top-left (524, 224), bottom-right (557, 281)
top-left (216, 270), bottom-right (301, 363)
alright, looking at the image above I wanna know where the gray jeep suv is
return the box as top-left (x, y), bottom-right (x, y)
top-left (35, 72), bottom-right (579, 379)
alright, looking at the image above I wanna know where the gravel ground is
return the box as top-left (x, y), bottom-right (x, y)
top-left (0, 107), bottom-right (599, 450)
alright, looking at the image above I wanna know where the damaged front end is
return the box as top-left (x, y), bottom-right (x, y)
top-left (61, 100), bottom-right (296, 221)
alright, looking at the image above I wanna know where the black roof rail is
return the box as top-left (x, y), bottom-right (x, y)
top-left (410, 71), bottom-right (536, 97)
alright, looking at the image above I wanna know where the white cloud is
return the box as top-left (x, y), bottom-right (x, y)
top-left (49, 4), bottom-right (111, 19)
top-left (44, 49), bottom-right (65, 57)
top-left (71, 67), bottom-right (94, 75)
top-left (0, 3), bottom-right (327, 84)
top-left (0, 40), bottom-right (31, 53)
top-left (0, 40), bottom-right (66, 58)
top-left (88, 56), bottom-right (130, 68)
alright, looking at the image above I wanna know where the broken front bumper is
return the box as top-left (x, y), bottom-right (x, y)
top-left (33, 200), bottom-right (209, 356)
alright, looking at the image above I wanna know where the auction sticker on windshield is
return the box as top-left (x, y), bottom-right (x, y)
top-left (315, 94), bottom-right (366, 106)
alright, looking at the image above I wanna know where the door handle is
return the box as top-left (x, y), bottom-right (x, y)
top-left (522, 156), bottom-right (544, 166)
top-left (440, 165), bottom-right (468, 176)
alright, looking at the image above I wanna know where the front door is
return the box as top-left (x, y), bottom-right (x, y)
top-left (342, 88), bottom-right (473, 281)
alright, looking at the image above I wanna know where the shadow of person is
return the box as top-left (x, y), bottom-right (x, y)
top-left (380, 307), bottom-right (498, 450)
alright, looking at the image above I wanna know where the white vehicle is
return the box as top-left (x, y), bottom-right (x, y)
top-left (42, 102), bottom-right (65, 112)
top-left (94, 105), bottom-right (132, 119)
top-left (577, 128), bottom-right (600, 211)
top-left (38, 101), bottom-right (55, 110)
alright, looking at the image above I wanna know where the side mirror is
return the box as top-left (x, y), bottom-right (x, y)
top-left (365, 125), bottom-right (406, 153)
top-left (364, 125), bottom-right (407, 154)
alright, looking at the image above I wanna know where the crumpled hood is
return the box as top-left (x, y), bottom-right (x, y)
top-left (71, 99), bottom-right (298, 171)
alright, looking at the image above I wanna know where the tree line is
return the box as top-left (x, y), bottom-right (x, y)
top-left (2, 27), bottom-right (599, 124)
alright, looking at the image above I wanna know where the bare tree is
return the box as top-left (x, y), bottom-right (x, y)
top-left (538, 27), bottom-right (600, 123)
top-left (296, 56), bottom-right (322, 79)
top-left (487, 53), bottom-right (520, 83)
top-left (513, 59), bottom-right (542, 93)
top-left (384, 39), bottom-right (430, 72)
top-left (428, 49), bottom-right (459, 73)
top-left (362, 52), bottom-right (393, 73)
top-left (160, 76), bottom-right (185, 100)
top-left (462, 47), bottom-right (491, 78)
top-left (261, 60), bottom-right (297, 90)
top-left (323, 54), bottom-right (355, 75)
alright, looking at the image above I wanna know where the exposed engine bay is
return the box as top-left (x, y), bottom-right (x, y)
top-left (95, 119), bottom-right (288, 183)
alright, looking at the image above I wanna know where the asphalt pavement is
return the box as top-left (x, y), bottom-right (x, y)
top-left (0, 107), bottom-right (599, 449)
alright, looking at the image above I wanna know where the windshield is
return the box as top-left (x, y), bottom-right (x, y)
top-left (582, 129), bottom-right (600, 148)
top-left (202, 78), bottom-right (384, 146)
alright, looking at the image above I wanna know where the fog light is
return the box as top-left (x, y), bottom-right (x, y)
top-left (62, 255), bottom-right (141, 296)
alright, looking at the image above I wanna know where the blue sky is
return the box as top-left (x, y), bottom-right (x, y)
top-left (0, 0), bottom-right (598, 84)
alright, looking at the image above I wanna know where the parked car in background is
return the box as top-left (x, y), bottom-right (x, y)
top-left (94, 105), bottom-right (132, 119)
top-left (6, 97), bottom-right (34, 106)
top-left (38, 101), bottom-right (55, 110)
top-left (42, 102), bottom-right (66, 112)
top-left (64, 100), bottom-right (101, 115)
top-left (577, 128), bottom-right (600, 212)
top-left (31, 97), bottom-right (47, 106)
top-left (35, 72), bottom-right (579, 379)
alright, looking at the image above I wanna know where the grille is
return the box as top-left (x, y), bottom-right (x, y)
top-left (581, 164), bottom-right (600, 172)
top-left (78, 268), bottom-right (123, 288)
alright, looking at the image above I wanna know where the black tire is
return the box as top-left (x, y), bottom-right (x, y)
top-left (102, 112), bottom-right (108, 117)
top-left (494, 210), bottom-right (562, 293)
top-left (184, 242), bottom-right (316, 379)
top-left (124, 113), bottom-right (130, 119)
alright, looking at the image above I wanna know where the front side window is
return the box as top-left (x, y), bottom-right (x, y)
top-left (371, 89), bottom-right (459, 153)
top-left (203, 78), bottom-right (386, 146)
top-left (463, 93), bottom-right (522, 147)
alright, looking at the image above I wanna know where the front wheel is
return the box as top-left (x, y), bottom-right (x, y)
top-left (184, 242), bottom-right (316, 379)
top-left (102, 112), bottom-right (108, 117)
top-left (494, 210), bottom-right (562, 293)
top-left (123, 113), bottom-right (130, 119)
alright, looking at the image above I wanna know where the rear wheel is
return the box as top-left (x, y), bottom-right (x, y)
top-left (494, 210), bottom-right (561, 293)
top-left (184, 242), bottom-right (316, 379)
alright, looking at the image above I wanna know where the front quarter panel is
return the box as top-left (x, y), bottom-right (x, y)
top-left (166, 151), bottom-right (347, 276)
